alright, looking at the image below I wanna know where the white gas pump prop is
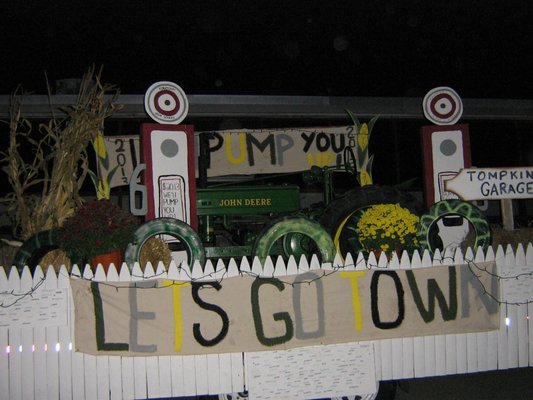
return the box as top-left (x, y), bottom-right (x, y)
top-left (420, 87), bottom-right (476, 250)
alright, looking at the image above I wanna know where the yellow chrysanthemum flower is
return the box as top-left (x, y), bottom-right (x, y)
top-left (356, 203), bottom-right (420, 255)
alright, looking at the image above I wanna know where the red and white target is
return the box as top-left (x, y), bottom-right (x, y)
top-left (423, 87), bottom-right (463, 126)
top-left (144, 81), bottom-right (189, 124)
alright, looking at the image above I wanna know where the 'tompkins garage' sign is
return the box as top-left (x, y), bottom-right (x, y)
top-left (445, 167), bottom-right (533, 200)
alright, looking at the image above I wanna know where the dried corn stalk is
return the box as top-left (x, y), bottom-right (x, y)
top-left (0, 67), bottom-right (122, 240)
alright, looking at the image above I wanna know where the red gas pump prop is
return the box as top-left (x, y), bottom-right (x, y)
top-left (420, 87), bottom-right (473, 249)
top-left (130, 82), bottom-right (197, 230)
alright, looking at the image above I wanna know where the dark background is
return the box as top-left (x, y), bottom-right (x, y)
top-left (1, 1), bottom-right (533, 98)
top-left (1, 1), bottom-right (532, 217)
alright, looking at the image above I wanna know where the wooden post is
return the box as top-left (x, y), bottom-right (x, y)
top-left (500, 199), bottom-right (515, 231)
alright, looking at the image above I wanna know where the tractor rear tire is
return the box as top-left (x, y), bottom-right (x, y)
top-left (319, 185), bottom-right (423, 261)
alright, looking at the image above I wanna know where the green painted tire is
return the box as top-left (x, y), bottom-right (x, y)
top-left (417, 199), bottom-right (492, 254)
top-left (125, 217), bottom-right (205, 269)
top-left (13, 229), bottom-right (62, 274)
top-left (252, 216), bottom-right (336, 263)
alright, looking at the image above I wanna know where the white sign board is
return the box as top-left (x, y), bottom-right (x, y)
top-left (244, 342), bottom-right (377, 399)
top-left (0, 288), bottom-right (68, 328)
top-left (445, 167), bottom-right (533, 200)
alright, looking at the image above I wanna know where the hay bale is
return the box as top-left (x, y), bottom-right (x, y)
top-left (139, 237), bottom-right (172, 271)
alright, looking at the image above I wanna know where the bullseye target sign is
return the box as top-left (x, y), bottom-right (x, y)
top-left (423, 87), bottom-right (463, 126)
top-left (144, 81), bottom-right (189, 124)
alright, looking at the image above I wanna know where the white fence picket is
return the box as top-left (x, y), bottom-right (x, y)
top-left (142, 263), bottom-right (164, 400)
top-left (191, 260), bottom-right (213, 396)
top-left (398, 251), bottom-right (415, 380)
top-left (117, 265), bottom-right (135, 400)
top-left (495, 246), bottom-right (509, 372)
top-left (154, 263), bottom-right (173, 400)
top-left (472, 247), bottom-right (489, 373)
top-left (31, 266), bottom-right (47, 400)
top-left (409, 250), bottom-right (426, 378)
top-left (0, 267), bottom-right (11, 398)
top-left (203, 260), bottom-right (222, 396)
top-left (0, 243), bottom-right (532, 399)
top-left (422, 249), bottom-right (438, 378)
top-left (484, 246), bottom-right (499, 371)
top-left (104, 264), bottom-right (125, 400)
top-left (372, 251), bottom-right (393, 382)
top-left (504, 245), bottom-right (520, 369)
top-left (129, 262), bottom-right (148, 400)
top-left (70, 266), bottom-right (86, 400)
top-left (162, 262), bottom-right (184, 398)
top-left (450, 247), bottom-right (468, 375)
top-left (527, 243), bottom-right (533, 366)
top-left (514, 245), bottom-right (530, 368)
top-left (19, 267), bottom-right (34, 400)
top-left (8, 267), bottom-right (23, 400)
top-left (55, 265), bottom-right (71, 399)
top-left (226, 258), bottom-right (246, 395)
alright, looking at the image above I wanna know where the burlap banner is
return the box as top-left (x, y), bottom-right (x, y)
top-left (204, 126), bottom-right (354, 176)
top-left (71, 262), bottom-right (500, 356)
top-left (100, 126), bottom-right (356, 186)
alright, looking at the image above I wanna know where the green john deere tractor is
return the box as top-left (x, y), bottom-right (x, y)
top-left (13, 125), bottom-right (492, 272)
top-left (123, 139), bottom-right (423, 267)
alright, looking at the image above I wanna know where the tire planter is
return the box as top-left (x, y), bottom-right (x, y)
top-left (125, 217), bottom-right (206, 269)
top-left (417, 199), bottom-right (492, 254)
top-left (12, 229), bottom-right (62, 274)
top-left (252, 216), bottom-right (336, 263)
top-left (319, 185), bottom-right (423, 260)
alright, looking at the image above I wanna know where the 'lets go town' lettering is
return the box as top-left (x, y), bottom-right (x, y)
top-left (70, 263), bottom-right (499, 356)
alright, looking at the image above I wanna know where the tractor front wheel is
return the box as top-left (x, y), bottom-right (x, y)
top-left (252, 216), bottom-right (336, 264)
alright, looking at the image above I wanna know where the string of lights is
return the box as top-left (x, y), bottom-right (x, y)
top-left (2, 252), bottom-right (532, 308)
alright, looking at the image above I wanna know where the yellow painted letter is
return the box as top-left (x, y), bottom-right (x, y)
top-left (162, 280), bottom-right (191, 352)
top-left (225, 132), bottom-right (247, 164)
top-left (340, 271), bottom-right (366, 331)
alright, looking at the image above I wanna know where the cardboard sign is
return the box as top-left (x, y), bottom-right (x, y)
top-left (71, 263), bottom-right (500, 356)
top-left (102, 135), bottom-right (140, 188)
top-left (446, 167), bottom-right (533, 200)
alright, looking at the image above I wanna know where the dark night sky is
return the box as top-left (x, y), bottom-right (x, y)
top-left (1, 1), bottom-right (533, 98)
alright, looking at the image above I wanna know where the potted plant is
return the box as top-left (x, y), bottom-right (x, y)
top-left (59, 199), bottom-right (139, 271)
top-left (355, 203), bottom-right (420, 259)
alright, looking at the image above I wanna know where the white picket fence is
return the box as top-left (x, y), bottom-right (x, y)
top-left (1, 243), bottom-right (532, 400)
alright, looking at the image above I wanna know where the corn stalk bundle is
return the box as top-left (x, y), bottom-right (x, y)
top-left (1, 67), bottom-right (122, 240)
